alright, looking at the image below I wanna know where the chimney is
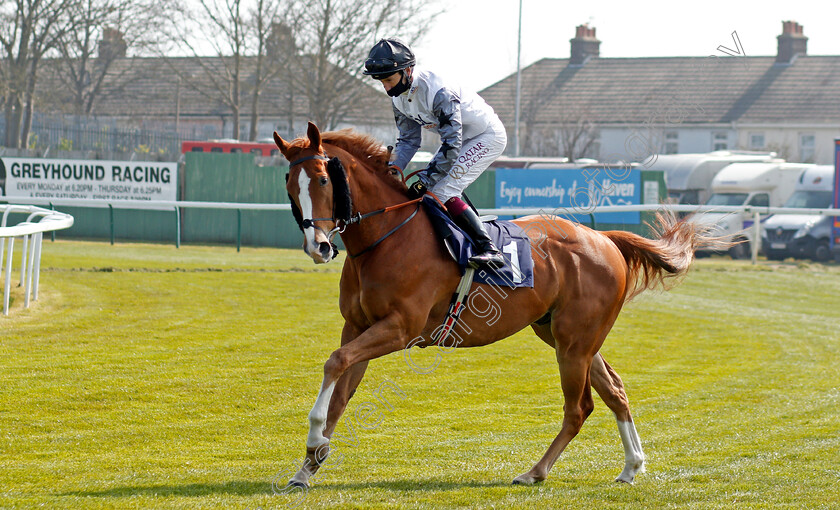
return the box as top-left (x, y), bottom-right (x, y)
top-left (569, 24), bottom-right (600, 66)
top-left (99, 28), bottom-right (127, 60)
top-left (776, 20), bottom-right (807, 64)
top-left (267, 23), bottom-right (297, 59)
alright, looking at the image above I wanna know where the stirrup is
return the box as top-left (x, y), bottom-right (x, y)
top-left (468, 250), bottom-right (506, 269)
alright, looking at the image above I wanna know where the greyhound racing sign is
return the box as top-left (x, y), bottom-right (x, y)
top-left (0, 157), bottom-right (177, 202)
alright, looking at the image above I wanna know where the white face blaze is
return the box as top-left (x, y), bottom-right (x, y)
top-left (297, 170), bottom-right (332, 263)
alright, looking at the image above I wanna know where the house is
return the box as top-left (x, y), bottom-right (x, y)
top-left (479, 21), bottom-right (840, 165)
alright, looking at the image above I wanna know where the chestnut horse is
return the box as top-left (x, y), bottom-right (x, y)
top-left (275, 122), bottom-right (723, 488)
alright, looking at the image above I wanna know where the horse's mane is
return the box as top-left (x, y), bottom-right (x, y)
top-left (323, 129), bottom-right (408, 195)
top-left (321, 129), bottom-right (389, 166)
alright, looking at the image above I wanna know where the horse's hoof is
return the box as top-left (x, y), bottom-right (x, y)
top-left (614, 476), bottom-right (634, 484)
top-left (511, 473), bottom-right (541, 485)
top-left (287, 480), bottom-right (309, 490)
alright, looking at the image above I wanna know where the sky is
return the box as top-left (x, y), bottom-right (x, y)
top-left (410, 0), bottom-right (839, 92)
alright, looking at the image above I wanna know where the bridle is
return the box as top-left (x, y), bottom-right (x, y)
top-left (289, 152), bottom-right (424, 259)
top-left (289, 152), bottom-right (347, 245)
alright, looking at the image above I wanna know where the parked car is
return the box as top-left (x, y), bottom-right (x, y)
top-left (689, 161), bottom-right (811, 259)
top-left (761, 165), bottom-right (834, 261)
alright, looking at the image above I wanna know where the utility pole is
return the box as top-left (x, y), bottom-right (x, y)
top-left (513, 0), bottom-right (523, 157)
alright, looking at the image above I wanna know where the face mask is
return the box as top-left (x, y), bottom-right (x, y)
top-left (386, 71), bottom-right (412, 97)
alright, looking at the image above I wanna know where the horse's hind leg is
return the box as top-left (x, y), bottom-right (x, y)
top-left (530, 324), bottom-right (645, 483)
top-left (513, 328), bottom-right (597, 485)
top-left (591, 352), bottom-right (646, 483)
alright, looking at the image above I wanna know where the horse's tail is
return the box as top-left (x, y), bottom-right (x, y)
top-left (603, 211), bottom-right (731, 301)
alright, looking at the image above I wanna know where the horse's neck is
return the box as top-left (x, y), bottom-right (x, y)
top-left (352, 172), bottom-right (405, 210)
top-left (342, 164), bottom-right (421, 255)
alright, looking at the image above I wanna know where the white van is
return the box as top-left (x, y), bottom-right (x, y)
top-left (643, 151), bottom-right (777, 205)
top-left (690, 162), bottom-right (811, 258)
top-left (761, 165), bottom-right (834, 261)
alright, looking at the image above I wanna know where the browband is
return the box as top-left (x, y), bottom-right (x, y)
top-left (289, 154), bottom-right (330, 167)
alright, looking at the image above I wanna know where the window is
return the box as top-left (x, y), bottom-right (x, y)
top-left (747, 193), bottom-right (769, 207)
top-left (665, 131), bottom-right (678, 154)
top-left (799, 133), bottom-right (815, 162)
top-left (706, 193), bottom-right (748, 206)
top-left (712, 132), bottom-right (728, 151)
top-left (749, 133), bottom-right (765, 150)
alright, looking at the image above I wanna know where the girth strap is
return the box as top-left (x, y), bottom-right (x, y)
top-left (432, 267), bottom-right (476, 347)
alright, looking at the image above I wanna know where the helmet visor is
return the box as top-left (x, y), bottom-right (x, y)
top-left (364, 58), bottom-right (401, 79)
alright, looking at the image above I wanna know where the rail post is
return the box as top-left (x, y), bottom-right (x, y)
top-left (109, 204), bottom-right (115, 245)
top-left (236, 209), bottom-right (242, 252)
top-left (3, 237), bottom-right (13, 316)
top-left (50, 203), bottom-right (56, 242)
top-left (751, 209), bottom-right (761, 264)
top-left (174, 206), bottom-right (181, 249)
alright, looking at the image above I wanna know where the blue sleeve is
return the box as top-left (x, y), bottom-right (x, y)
top-left (426, 87), bottom-right (463, 177)
top-left (391, 103), bottom-right (421, 171)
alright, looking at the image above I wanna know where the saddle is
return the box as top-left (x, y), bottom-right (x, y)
top-left (421, 196), bottom-right (534, 289)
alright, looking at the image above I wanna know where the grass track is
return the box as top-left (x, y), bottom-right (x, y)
top-left (1, 240), bottom-right (839, 509)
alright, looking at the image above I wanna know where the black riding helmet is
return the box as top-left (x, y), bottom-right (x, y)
top-left (363, 38), bottom-right (415, 80)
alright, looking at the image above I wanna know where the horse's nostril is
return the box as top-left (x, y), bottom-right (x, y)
top-left (319, 242), bottom-right (331, 255)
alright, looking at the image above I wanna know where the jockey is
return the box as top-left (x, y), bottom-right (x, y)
top-left (363, 37), bottom-right (507, 269)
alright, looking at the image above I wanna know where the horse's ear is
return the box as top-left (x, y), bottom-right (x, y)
top-left (306, 122), bottom-right (322, 152)
top-left (273, 131), bottom-right (291, 157)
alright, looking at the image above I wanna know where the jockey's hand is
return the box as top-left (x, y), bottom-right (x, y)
top-left (407, 181), bottom-right (427, 200)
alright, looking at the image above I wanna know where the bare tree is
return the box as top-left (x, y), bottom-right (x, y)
top-left (161, 0), bottom-right (254, 140)
top-left (245, 0), bottom-right (284, 140)
top-left (556, 103), bottom-right (598, 161)
top-left (521, 86), bottom-right (599, 160)
top-left (276, 0), bottom-right (439, 130)
top-left (0, 0), bottom-right (75, 148)
top-left (162, 0), bottom-right (439, 141)
top-left (52, 0), bottom-right (174, 116)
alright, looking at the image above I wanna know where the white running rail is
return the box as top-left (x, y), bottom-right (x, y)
top-left (1, 205), bottom-right (74, 316)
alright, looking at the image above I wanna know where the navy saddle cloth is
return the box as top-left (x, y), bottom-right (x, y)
top-left (422, 196), bottom-right (534, 288)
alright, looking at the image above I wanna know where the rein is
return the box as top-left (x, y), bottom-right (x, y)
top-left (345, 197), bottom-right (423, 259)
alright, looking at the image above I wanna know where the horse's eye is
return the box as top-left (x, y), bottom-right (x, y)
top-left (319, 177), bottom-right (329, 186)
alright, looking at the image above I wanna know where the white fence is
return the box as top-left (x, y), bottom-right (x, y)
top-left (1, 205), bottom-right (75, 316)
top-left (2, 199), bottom-right (838, 317)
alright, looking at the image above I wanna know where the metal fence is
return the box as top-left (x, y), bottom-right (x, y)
top-left (1, 204), bottom-right (74, 315)
top-left (1, 114), bottom-right (203, 157)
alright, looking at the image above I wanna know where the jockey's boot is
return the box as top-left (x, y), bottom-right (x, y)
top-left (453, 208), bottom-right (506, 269)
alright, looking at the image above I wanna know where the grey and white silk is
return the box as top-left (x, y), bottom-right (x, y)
top-left (390, 67), bottom-right (506, 201)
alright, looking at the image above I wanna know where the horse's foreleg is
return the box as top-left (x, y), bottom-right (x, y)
top-left (289, 323), bottom-right (368, 489)
top-left (288, 361), bottom-right (369, 488)
top-left (591, 352), bottom-right (645, 483)
top-left (289, 316), bottom-right (409, 488)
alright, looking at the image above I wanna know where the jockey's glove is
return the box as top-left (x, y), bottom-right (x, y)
top-left (407, 181), bottom-right (427, 200)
